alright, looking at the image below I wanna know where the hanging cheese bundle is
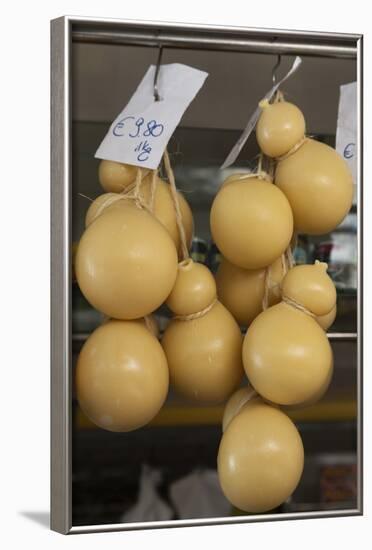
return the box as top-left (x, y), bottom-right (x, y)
top-left (161, 153), bottom-right (243, 403)
top-left (97, 159), bottom-right (194, 255)
top-left (218, 393), bottom-right (304, 513)
top-left (76, 319), bottom-right (169, 432)
top-left (243, 262), bottom-right (335, 406)
top-left (215, 255), bottom-right (285, 326)
top-left (256, 100), bottom-right (353, 235)
top-left (75, 198), bottom-right (178, 320)
top-left (210, 174), bottom-right (293, 270)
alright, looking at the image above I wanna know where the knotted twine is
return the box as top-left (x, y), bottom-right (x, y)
top-left (260, 89), bottom-right (302, 311)
top-left (86, 167), bottom-right (158, 225)
top-left (281, 294), bottom-right (316, 318)
top-left (162, 149), bottom-right (219, 322)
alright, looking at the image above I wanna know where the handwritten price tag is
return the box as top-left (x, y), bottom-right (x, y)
top-left (95, 63), bottom-right (208, 169)
top-left (336, 82), bottom-right (357, 185)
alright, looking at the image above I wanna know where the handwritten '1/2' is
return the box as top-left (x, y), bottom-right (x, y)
top-left (113, 116), bottom-right (164, 162)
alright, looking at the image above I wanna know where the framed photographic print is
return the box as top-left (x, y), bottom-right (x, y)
top-left (51, 15), bottom-right (363, 534)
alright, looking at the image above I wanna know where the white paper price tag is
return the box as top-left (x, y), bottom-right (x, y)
top-left (336, 81), bottom-right (357, 185)
top-left (95, 63), bottom-right (208, 169)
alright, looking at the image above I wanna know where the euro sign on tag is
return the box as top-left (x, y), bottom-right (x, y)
top-left (336, 81), bottom-right (357, 185)
top-left (95, 63), bottom-right (208, 170)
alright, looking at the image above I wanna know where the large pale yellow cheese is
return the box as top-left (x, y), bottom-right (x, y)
top-left (76, 201), bottom-right (178, 319)
top-left (210, 177), bottom-right (293, 269)
top-left (243, 302), bottom-right (333, 405)
top-left (76, 320), bottom-right (169, 432)
top-left (218, 398), bottom-right (304, 513)
top-left (275, 139), bottom-right (353, 234)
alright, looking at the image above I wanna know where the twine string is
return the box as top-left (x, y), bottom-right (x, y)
top-left (273, 89), bottom-right (284, 103)
top-left (87, 169), bottom-right (154, 225)
top-left (233, 171), bottom-right (272, 182)
top-left (262, 266), bottom-right (270, 311)
top-left (276, 136), bottom-right (308, 162)
top-left (173, 297), bottom-right (218, 322)
top-left (282, 295), bottom-right (316, 318)
top-left (149, 169), bottom-right (158, 212)
top-left (163, 148), bottom-right (190, 261)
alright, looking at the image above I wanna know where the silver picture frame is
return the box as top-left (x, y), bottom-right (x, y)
top-left (51, 15), bottom-right (363, 534)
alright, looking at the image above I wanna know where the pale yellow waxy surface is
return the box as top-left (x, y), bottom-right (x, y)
top-left (243, 302), bottom-right (333, 405)
top-left (166, 259), bottom-right (217, 316)
top-left (215, 256), bottom-right (285, 326)
top-left (162, 301), bottom-right (244, 403)
top-left (210, 177), bottom-right (293, 269)
top-left (222, 386), bottom-right (259, 433)
top-left (316, 304), bottom-right (337, 331)
top-left (76, 201), bottom-right (178, 319)
top-left (87, 176), bottom-right (193, 256)
top-left (85, 193), bottom-right (118, 227)
top-left (98, 160), bottom-right (143, 193)
top-left (284, 361), bottom-right (333, 410)
top-left (76, 320), bottom-right (169, 432)
top-left (138, 175), bottom-right (194, 256)
top-left (218, 399), bottom-right (304, 513)
top-left (276, 138), bottom-right (354, 234)
top-left (221, 173), bottom-right (248, 188)
top-left (256, 100), bottom-right (306, 158)
top-left (281, 261), bottom-right (337, 316)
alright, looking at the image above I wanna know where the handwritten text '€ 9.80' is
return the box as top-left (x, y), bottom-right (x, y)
top-left (112, 116), bottom-right (164, 162)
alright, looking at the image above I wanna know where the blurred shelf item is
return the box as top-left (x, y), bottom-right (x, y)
top-left (75, 397), bottom-right (357, 430)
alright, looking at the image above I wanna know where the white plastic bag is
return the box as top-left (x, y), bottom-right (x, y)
top-left (121, 464), bottom-right (173, 523)
top-left (169, 469), bottom-right (231, 519)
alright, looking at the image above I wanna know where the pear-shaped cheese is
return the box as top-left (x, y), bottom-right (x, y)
top-left (316, 304), bottom-right (337, 331)
top-left (281, 261), bottom-right (336, 316)
top-left (256, 100), bottom-right (306, 158)
top-left (275, 139), bottom-right (353, 234)
top-left (166, 259), bottom-right (216, 316)
top-left (98, 159), bottom-right (144, 193)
